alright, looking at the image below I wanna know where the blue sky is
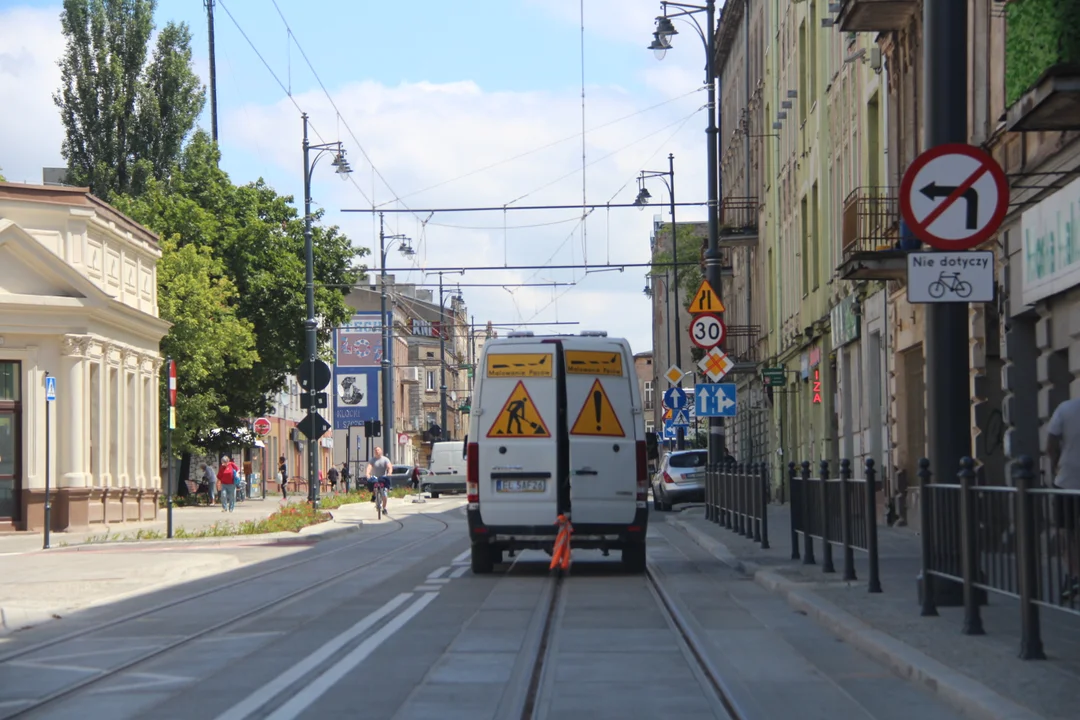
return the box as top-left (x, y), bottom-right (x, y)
top-left (1, 0), bottom-right (713, 352)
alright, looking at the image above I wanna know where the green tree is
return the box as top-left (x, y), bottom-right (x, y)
top-left (650, 222), bottom-right (705, 312)
top-left (54, 0), bottom-right (204, 198)
top-left (154, 238), bottom-right (257, 452)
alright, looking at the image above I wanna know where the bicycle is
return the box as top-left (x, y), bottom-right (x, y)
top-left (928, 271), bottom-right (972, 299)
top-left (370, 477), bottom-right (388, 519)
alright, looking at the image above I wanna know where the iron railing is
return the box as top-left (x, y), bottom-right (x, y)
top-left (841, 186), bottom-right (899, 259)
top-left (920, 456), bottom-right (1080, 659)
top-left (789, 459), bottom-right (884, 592)
top-left (719, 197), bottom-right (759, 239)
top-left (705, 462), bottom-right (770, 549)
top-left (723, 324), bottom-right (762, 365)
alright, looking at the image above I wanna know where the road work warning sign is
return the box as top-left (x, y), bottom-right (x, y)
top-left (487, 381), bottom-right (551, 438)
top-left (485, 353), bottom-right (553, 378)
top-left (570, 379), bottom-right (626, 437)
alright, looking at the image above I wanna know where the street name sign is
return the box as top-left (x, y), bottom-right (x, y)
top-left (761, 367), bottom-right (786, 387)
top-left (906, 251), bottom-right (995, 303)
top-left (899, 143), bottom-right (1009, 251)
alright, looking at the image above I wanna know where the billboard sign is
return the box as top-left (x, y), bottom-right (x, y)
top-left (334, 311), bottom-right (386, 429)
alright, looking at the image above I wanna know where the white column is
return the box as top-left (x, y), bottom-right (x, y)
top-left (59, 335), bottom-right (90, 487)
top-left (149, 358), bottom-right (162, 489)
top-left (134, 357), bottom-right (144, 488)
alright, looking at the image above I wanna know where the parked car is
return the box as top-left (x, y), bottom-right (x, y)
top-left (650, 449), bottom-right (708, 511)
top-left (426, 441), bottom-right (467, 498)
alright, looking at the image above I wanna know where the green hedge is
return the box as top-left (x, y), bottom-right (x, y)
top-left (1006, 0), bottom-right (1080, 107)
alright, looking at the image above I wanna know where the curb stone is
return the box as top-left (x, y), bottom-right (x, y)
top-left (667, 516), bottom-right (1046, 720)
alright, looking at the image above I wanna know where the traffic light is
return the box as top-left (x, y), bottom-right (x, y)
top-left (371, 420), bottom-right (382, 437)
top-left (363, 420), bottom-right (373, 435)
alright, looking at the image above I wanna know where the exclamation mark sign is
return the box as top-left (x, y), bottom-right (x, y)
top-left (593, 390), bottom-right (603, 431)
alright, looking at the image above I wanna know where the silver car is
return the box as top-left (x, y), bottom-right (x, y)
top-left (651, 450), bottom-right (708, 511)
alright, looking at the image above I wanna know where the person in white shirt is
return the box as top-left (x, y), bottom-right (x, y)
top-left (1047, 398), bottom-right (1080, 601)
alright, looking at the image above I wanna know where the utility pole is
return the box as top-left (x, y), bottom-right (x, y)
top-left (378, 213), bottom-right (394, 461)
top-left (702, 0), bottom-right (724, 466)
top-left (439, 274), bottom-right (448, 441)
top-left (667, 153), bottom-right (686, 451)
top-left (302, 115), bottom-right (319, 507)
top-left (922, 0), bottom-right (970, 604)
top-left (205, 0), bottom-right (218, 144)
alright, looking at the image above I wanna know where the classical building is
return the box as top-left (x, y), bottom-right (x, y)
top-left (0, 182), bottom-right (169, 532)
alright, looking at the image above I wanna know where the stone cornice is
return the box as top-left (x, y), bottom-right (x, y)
top-left (61, 334), bottom-right (93, 358)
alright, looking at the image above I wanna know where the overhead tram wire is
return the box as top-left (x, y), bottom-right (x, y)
top-left (343, 201), bottom-right (707, 214)
top-left (316, 282), bottom-right (579, 289)
top-left (379, 261), bottom-right (698, 273)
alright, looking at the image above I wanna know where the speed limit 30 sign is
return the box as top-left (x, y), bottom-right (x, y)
top-left (689, 313), bottom-right (726, 349)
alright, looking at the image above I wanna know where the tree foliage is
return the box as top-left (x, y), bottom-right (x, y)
top-left (650, 222), bottom-right (705, 312)
top-left (54, 0), bottom-right (204, 198)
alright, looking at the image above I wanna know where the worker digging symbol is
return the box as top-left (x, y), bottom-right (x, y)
top-left (487, 381), bottom-right (551, 438)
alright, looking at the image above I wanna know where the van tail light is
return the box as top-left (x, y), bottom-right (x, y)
top-left (636, 440), bottom-right (648, 502)
top-left (663, 472), bottom-right (675, 484)
top-left (467, 442), bottom-right (479, 504)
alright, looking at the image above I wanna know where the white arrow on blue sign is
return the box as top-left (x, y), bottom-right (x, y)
top-left (662, 420), bottom-right (678, 440)
top-left (695, 383), bottom-right (736, 417)
top-left (662, 386), bottom-right (687, 410)
top-left (671, 407), bottom-right (690, 426)
top-left (45, 375), bottom-right (56, 402)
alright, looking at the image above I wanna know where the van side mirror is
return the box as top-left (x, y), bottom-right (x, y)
top-left (645, 432), bottom-right (659, 461)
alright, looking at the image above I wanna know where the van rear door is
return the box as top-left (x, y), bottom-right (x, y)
top-left (562, 338), bottom-right (638, 525)
top-left (476, 344), bottom-right (560, 527)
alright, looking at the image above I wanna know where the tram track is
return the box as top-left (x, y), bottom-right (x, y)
top-left (516, 561), bottom-right (748, 720)
top-left (0, 511), bottom-right (452, 719)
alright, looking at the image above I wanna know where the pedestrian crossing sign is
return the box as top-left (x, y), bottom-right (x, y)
top-left (570, 379), bottom-right (626, 437)
top-left (487, 381), bottom-right (551, 438)
top-left (689, 280), bottom-right (725, 314)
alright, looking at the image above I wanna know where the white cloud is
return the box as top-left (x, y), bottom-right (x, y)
top-left (0, 1), bottom-right (717, 356)
top-left (0, 6), bottom-right (65, 184)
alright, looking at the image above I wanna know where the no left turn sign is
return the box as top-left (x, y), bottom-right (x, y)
top-left (899, 143), bottom-right (1009, 251)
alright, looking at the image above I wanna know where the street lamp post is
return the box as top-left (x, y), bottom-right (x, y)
top-left (426, 270), bottom-right (464, 442)
top-left (635, 153), bottom-right (684, 450)
top-left (378, 213), bottom-right (415, 463)
top-left (302, 112), bottom-right (352, 507)
top-left (649, 1), bottom-right (722, 463)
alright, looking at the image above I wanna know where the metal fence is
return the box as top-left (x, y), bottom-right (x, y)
top-left (920, 456), bottom-right (1080, 659)
top-left (705, 462), bottom-right (770, 549)
top-left (789, 459), bottom-right (883, 592)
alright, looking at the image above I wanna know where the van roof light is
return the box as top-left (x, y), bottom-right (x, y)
top-left (580, 330), bottom-right (608, 337)
top-left (507, 330), bottom-right (535, 338)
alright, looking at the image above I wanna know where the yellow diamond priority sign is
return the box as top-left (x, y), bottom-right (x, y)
top-left (664, 364), bottom-right (684, 385)
top-left (697, 347), bottom-right (734, 382)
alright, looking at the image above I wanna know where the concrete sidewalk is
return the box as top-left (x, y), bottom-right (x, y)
top-left (668, 503), bottom-right (1080, 720)
top-left (0, 495), bottom-right (458, 636)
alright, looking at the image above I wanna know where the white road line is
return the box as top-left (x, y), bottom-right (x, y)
top-left (449, 566), bottom-right (469, 579)
top-left (427, 566), bottom-right (451, 580)
top-left (452, 549), bottom-right (470, 563)
top-left (89, 671), bottom-right (193, 695)
top-left (214, 593), bottom-right (412, 720)
top-left (264, 593), bottom-right (438, 720)
top-left (414, 585), bottom-right (441, 592)
top-left (425, 578), bottom-right (451, 584)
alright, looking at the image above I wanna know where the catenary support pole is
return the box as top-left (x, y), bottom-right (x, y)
top-left (923, 0), bottom-right (970, 605)
top-left (703, 0), bottom-right (725, 466)
top-left (302, 114), bottom-right (320, 508)
top-left (668, 153), bottom-right (686, 451)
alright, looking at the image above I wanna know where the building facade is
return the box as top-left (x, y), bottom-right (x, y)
top-left (0, 182), bottom-right (169, 532)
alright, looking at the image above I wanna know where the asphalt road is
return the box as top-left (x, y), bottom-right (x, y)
top-left (0, 500), bottom-right (968, 720)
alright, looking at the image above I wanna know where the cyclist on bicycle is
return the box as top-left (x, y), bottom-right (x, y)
top-left (365, 446), bottom-right (393, 507)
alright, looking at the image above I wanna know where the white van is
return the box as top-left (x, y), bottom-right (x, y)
top-left (465, 331), bottom-right (649, 573)
top-left (426, 440), bottom-right (467, 497)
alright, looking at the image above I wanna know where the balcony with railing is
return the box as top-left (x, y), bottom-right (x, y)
top-left (836, 187), bottom-right (907, 281)
top-left (836, 0), bottom-right (918, 32)
top-left (718, 197), bottom-right (759, 246)
top-left (723, 324), bottom-right (762, 373)
top-left (1005, 0), bottom-right (1080, 132)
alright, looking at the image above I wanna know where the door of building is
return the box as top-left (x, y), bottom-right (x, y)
top-left (0, 361), bottom-right (22, 526)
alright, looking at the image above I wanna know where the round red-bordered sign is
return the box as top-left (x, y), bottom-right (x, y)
top-left (689, 313), bottom-right (726, 349)
top-left (253, 417), bottom-right (271, 436)
top-left (899, 143), bottom-right (1009, 251)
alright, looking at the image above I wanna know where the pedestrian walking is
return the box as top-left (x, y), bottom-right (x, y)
top-left (278, 455), bottom-right (288, 500)
top-left (200, 463), bottom-right (217, 504)
top-left (327, 464), bottom-right (340, 493)
top-left (217, 455), bottom-right (239, 513)
top-left (341, 462), bottom-right (351, 493)
top-left (1048, 398), bottom-right (1080, 601)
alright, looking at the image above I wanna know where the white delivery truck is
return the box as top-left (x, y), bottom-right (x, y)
top-left (425, 440), bottom-right (467, 497)
top-left (465, 331), bottom-right (649, 573)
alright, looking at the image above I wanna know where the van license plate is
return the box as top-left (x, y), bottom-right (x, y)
top-left (495, 479), bottom-right (546, 493)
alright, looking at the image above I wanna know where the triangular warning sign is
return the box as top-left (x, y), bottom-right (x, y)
top-left (571, 379), bottom-right (626, 437)
top-left (487, 381), bottom-right (551, 438)
top-left (689, 280), bottom-right (725, 314)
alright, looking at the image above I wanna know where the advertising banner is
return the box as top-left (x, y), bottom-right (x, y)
top-left (334, 311), bottom-right (386, 429)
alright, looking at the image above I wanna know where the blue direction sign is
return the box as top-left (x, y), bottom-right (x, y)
top-left (662, 419), bottom-right (678, 440)
top-left (45, 375), bottom-right (56, 402)
top-left (695, 383), bottom-right (736, 417)
top-left (662, 386), bottom-right (687, 410)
